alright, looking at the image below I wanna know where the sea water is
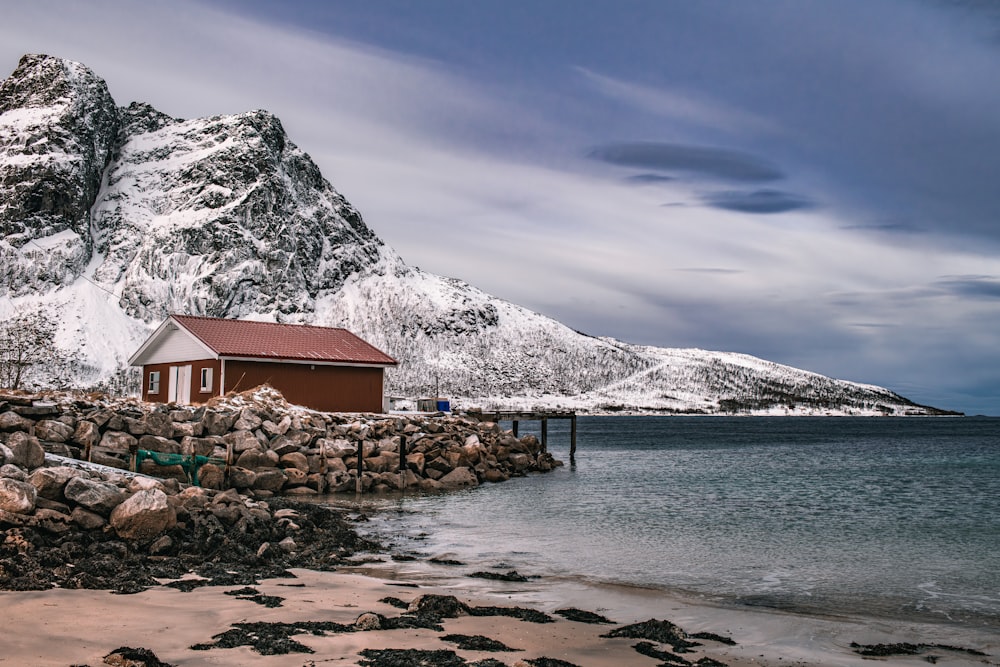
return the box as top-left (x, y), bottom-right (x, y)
top-left (344, 416), bottom-right (1000, 629)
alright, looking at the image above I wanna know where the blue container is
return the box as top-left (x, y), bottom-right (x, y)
top-left (436, 400), bottom-right (451, 412)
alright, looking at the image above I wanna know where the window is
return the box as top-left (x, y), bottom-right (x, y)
top-left (148, 371), bottom-right (160, 394)
top-left (200, 367), bottom-right (213, 393)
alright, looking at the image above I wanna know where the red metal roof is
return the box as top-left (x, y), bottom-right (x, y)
top-left (171, 315), bottom-right (397, 366)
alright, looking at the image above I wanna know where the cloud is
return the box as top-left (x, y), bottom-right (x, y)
top-left (936, 275), bottom-right (1000, 299)
top-left (626, 173), bottom-right (675, 185)
top-left (575, 67), bottom-right (776, 135)
top-left (703, 189), bottom-right (816, 214)
top-left (588, 142), bottom-right (784, 182)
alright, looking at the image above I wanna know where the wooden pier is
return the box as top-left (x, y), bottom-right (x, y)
top-left (464, 410), bottom-right (578, 460)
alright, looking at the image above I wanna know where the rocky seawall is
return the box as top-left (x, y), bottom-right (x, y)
top-left (0, 387), bottom-right (561, 591)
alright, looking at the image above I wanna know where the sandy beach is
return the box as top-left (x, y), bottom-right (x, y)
top-left (2, 561), bottom-right (996, 667)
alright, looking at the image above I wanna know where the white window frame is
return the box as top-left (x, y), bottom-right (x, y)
top-left (148, 370), bottom-right (160, 394)
top-left (200, 367), bottom-right (213, 393)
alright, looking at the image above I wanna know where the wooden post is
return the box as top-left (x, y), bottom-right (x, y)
top-left (399, 434), bottom-right (407, 489)
top-left (317, 440), bottom-right (328, 495)
top-left (356, 441), bottom-right (364, 494)
top-left (512, 419), bottom-right (519, 437)
top-left (570, 414), bottom-right (577, 462)
top-left (128, 443), bottom-right (138, 473)
top-left (541, 417), bottom-right (548, 452)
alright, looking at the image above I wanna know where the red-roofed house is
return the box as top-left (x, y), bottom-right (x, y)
top-left (128, 315), bottom-right (397, 413)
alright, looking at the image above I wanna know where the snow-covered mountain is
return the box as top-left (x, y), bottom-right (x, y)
top-left (0, 54), bottom-right (955, 415)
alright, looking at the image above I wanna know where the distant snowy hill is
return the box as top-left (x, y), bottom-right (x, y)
top-left (0, 54), bottom-right (955, 415)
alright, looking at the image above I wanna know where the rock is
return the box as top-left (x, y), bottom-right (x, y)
top-left (283, 467), bottom-right (308, 487)
top-left (35, 507), bottom-right (73, 533)
top-left (100, 430), bottom-right (138, 454)
top-left (110, 488), bottom-right (177, 541)
top-left (0, 477), bottom-right (37, 513)
top-left (278, 536), bottom-right (296, 552)
top-left (278, 451), bottom-right (309, 472)
top-left (236, 448), bottom-right (275, 468)
top-left (201, 410), bottom-right (237, 436)
top-left (224, 430), bottom-right (260, 454)
top-left (71, 506), bottom-right (106, 529)
top-left (64, 476), bottom-right (126, 516)
top-left (269, 435), bottom-right (301, 456)
top-left (196, 463), bottom-right (224, 490)
top-left (228, 466), bottom-right (257, 489)
top-left (34, 419), bottom-right (74, 442)
top-left (0, 444), bottom-right (14, 467)
top-left (438, 467), bottom-right (479, 489)
top-left (72, 420), bottom-right (101, 449)
top-left (0, 462), bottom-right (26, 480)
top-left (28, 466), bottom-right (80, 500)
top-left (0, 411), bottom-right (34, 432)
top-left (262, 416), bottom-right (291, 437)
top-left (355, 612), bottom-right (382, 630)
top-left (252, 468), bottom-right (287, 493)
top-left (233, 409), bottom-right (262, 431)
top-left (138, 434), bottom-right (179, 455)
top-left (142, 412), bottom-right (175, 438)
top-left (7, 432), bottom-right (45, 469)
top-left (181, 436), bottom-right (217, 457)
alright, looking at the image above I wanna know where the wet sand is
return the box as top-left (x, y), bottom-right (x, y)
top-left (1, 564), bottom-right (996, 667)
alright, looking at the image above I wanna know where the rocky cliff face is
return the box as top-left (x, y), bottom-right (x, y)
top-left (0, 54), bottom-right (953, 415)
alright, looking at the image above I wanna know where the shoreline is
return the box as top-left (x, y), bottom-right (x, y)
top-left (1, 559), bottom-right (996, 667)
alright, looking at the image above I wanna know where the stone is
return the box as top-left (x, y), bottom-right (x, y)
top-left (233, 409), bottom-right (262, 431)
top-left (0, 462), bottom-right (26, 480)
top-left (7, 431), bottom-right (45, 469)
top-left (224, 430), bottom-right (261, 454)
top-left (172, 420), bottom-right (203, 438)
top-left (100, 430), bottom-right (138, 453)
top-left (142, 412), bottom-right (176, 438)
top-left (483, 468), bottom-right (509, 483)
top-left (71, 420), bottom-right (100, 449)
top-left (252, 468), bottom-right (287, 492)
top-left (278, 451), bottom-right (309, 472)
top-left (201, 410), bottom-right (237, 436)
top-left (278, 536), bottom-right (296, 552)
top-left (34, 419), bottom-right (74, 442)
top-left (197, 463), bottom-right (224, 490)
top-left (35, 507), bottom-right (73, 533)
top-left (228, 466), bottom-right (257, 489)
top-left (355, 613), bottom-right (382, 631)
top-left (63, 476), bottom-right (125, 516)
top-left (236, 448), bottom-right (275, 469)
top-left (181, 436), bottom-right (218, 457)
top-left (438, 467), bottom-right (479, 489)
top-left (139, 434), bottom-right (179, 454)
top-left (269, 434), bottom-right (301, 456)
top-left (0, 477), bottom-right (37, 513)
top-left (283, 467), bottom-right (308, 487)
top-left (28, 465), bottom-right (80, 500)
top-left (71, 506), bottom-right (106, 529)
top-left (405, 452), bottom-right (426, 475)
top-left (262, 416), bottom-right (291, 437)
top-left (110, 488), bottom-right (177, 541)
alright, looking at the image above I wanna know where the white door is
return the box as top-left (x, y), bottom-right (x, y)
top-left (168, 365), bottom-right (192, 404)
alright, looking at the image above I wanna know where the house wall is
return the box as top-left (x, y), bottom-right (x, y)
top-left (140, 324), bottom-right (214, 364)
top-left (142, 359), bottom-right (221, 404)
top-left (224, 359), bottom-right (385, 413)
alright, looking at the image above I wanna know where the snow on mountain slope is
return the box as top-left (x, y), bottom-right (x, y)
top-left (0, 54), bottom-right (952, 415)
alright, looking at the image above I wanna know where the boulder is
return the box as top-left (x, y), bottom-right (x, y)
top-left (7, 432), bottom-right (45, 469)
top-left (438, 467), bottom-right (479, 489)
top-left (138, 434), bottom-right (179, 454)
top-left (278, 451), bottom-right (309, 472)
top-left (0, 477), bottom-right (37, 513)
top-left (110, 488), bottom-right (177, 541)
top-left (34, 419), bottom-right (74, 442)
top-left (236, 448), bottom-right (276, 469)
top-left (142, 412), bottom-right (176, 438)
top-left (71, 506), bottom-right (106, 530)
top-left (233, 409), bottom-right (262, 431)
top-left (35, 508), bottom-right (73, 533)
top-left (224, 430), bottom-right (261, 454)
top-left (0, 462), bottom-right (26, 480)
top-left (252, 468), bottom-right (287, 493)
top-left (0, 411), bottom-right (33, 433)
top-left (181, 436), bottom-right (218, 457)
top-left (63, 476), bottom-right (125, 516)
top-left (71, 421), bottom-right (100, 449)
top-left (201, 410), bottom-right (237, 436)
top-left (262, 416), bottom-right (291, 437)
top-left (283, 467), bottom-right (308, 487)
top-left (197, 463), bottom-right (225, 490)
top-left (228, 466), bottom-right (257, 489)
top-left (28, 466), bottom-right (80, 500)
top-left (269, 434), bottom-right (302, 456)
top-left (100, 430), bottom-right (137, 454)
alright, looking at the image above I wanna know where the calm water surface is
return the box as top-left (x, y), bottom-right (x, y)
top-left (340, 417), bottom-right (1000, 628)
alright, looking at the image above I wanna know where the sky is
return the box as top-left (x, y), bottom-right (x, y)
top-left (2, 0), bottom-right (1000, 414)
